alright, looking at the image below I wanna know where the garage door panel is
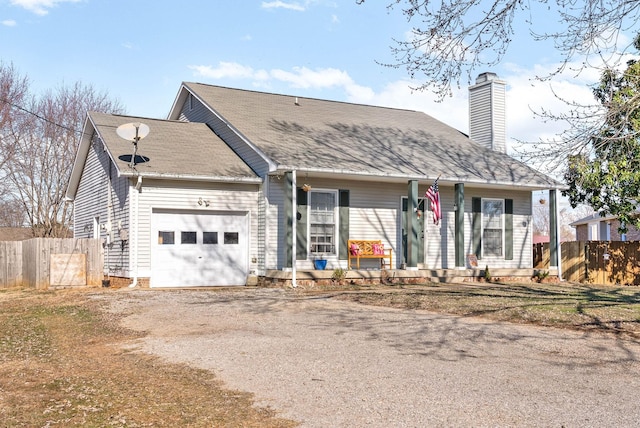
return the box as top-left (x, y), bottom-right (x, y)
top-left (151, 211), bottom-right (248, 287)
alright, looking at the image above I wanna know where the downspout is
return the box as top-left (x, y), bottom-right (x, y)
top-left (106, 160), bottom-right (113, 281)
top-left (292, 170), bottom-right (297, 288)
top-left (129, 175), bottom-right (142, 287)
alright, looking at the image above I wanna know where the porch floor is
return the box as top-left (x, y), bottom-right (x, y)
top-left (262, 268), bottom-right (553, 287)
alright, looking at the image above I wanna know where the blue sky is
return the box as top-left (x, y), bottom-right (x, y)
top-left (0, 0), bottom-right (633, 153)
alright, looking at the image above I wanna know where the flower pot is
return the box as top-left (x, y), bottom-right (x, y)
top-left (314, 259), bottom-right (327, 270)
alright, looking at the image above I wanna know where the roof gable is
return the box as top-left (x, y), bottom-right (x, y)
top-left (91, 112), bottom-right (258, 180)
top-left (66, 112), bottom-right (260, 200)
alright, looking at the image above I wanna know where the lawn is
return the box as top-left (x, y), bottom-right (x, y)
top-left (0, 288), bottom-right (296, 428)
top-left (331, 282), bottom-right (640, 337)
top-left (2, 282), bottom-right (640, 426)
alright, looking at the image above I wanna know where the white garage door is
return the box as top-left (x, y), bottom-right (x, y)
top-left (151, 210), bottom-right (249, 287)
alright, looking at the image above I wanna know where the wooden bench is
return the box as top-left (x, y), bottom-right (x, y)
top-left (347, 239), bottom-right (392, 270)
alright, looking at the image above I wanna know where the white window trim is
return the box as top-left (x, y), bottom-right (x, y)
top-left (481, 198), bottom-right (505, 257)
top-left (308, 188), bottom-right (339, 257)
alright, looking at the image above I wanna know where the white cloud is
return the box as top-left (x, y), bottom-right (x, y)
top-left (271, 66), bottom-right (350, 88)
top-left (10, 0), bottom-right (82, 15)
top-left (189, 62), bottom-right (373, 99)
top-left (189, 62), bottom-right (258, 80)
top-left (2, 20), bottom-right (17, 26)
top-left (261, 1), bottom-right (305, 11)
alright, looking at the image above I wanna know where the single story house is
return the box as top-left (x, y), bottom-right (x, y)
top-left (571, 212), bottom-right (640, 241)
top-left (66, 73), bottom-right (565, 287)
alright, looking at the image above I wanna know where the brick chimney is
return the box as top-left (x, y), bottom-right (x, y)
top-left (468, 72), bottom-right (507, 152)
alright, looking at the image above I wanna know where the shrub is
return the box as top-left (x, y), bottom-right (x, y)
top-left (484, 265), bottom-right (492, 282)
top-left (331, 268), bottom-right (347, 282)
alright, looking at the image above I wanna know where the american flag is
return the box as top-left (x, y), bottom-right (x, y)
top-left (425, 177), bottom-right (441, 225)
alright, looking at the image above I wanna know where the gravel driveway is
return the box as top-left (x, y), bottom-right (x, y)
top-left (98, 287), bottom-right (640, 427)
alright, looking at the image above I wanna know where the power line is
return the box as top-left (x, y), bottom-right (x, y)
top-left (0, 97), bottom-right (83, 135)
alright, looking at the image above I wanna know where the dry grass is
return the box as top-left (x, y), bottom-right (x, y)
top-left (4, 282), bottom-right (640, 426)
top-left (0, 288), bottom-right (297, 428)
top-left (330, 282), bottom-right (640, 338)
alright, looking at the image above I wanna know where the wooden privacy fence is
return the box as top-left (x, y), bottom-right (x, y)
top-left (534, 241), bottom-right (640, 285)
top-left (0, 238), bottom-right (103, 289)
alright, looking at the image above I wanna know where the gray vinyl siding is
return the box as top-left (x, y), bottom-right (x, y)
top-left (74, 134), bottom-right (131, 276)
top-left (267, 177), bottom-right (404, 270)
top-left (74, 135), bottom-right (104, 239)
top-left (426, 188), bottom-right (532, 270)
top-left (267, 177), bottom-right (533, 270)
top-left (265, 175), bottom-right (286, 269)
top-left (493, 90), bottom-right (506, 152)
top-left (134, 180), bottom-right (261, 278)
top-left (469, 81), bottom-right (506, 153)
top-left (419, 186), bottom-right (533, 269)
top-left (176, 94), bottom-right (271, 178)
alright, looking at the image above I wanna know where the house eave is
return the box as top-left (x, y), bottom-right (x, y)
top-left (117, 170), bottom-right (263, 184)
top-left (65, 115), bottom-right (95, 201)
top-left (271, 166), bottom-right (566, 191)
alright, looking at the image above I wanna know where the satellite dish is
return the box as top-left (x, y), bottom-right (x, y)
top-left (116, 122), bottom-right (150, 141)
top-left (116, 122), bottom-right (150, 168)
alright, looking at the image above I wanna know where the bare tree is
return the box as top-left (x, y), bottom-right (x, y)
top-left (532, 202), bottom-right (550, 238)
top-left (0, 68), bottom-right (124, 237)
top-left (0, 199), bottom-right (27, 227)
top-left (0, 62), bottom-right (29, 174)
top-left (357, 0), bottom-right (640, 97)
top-left (357, 1), bottom-right (640, 225)
top-left (533, 200), bottom-right (593, 241)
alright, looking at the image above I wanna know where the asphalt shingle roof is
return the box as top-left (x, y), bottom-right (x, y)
top-left (88, 112), bottom-right (258, 181)
top-left (185, 82), bottom-right (563, 189)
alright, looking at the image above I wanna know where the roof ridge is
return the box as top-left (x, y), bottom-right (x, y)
top-left (88, 111), bottom-right (200, 124)
top-left (183, 81), bottom-right (426, 115)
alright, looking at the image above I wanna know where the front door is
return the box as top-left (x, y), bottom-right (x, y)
top-left (401, 197), bottom-right (425, 265)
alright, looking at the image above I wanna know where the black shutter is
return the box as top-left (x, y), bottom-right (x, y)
top-left (505, 199), bottom-right (513, 260)
top-left (472, 197), bottom-right (482, 259)
top-left (339, 190), bottom-right (350, 260)
top-left (296, 188), bottom-right (308, 260)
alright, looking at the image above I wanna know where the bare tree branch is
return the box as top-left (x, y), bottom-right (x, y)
top-left (0, 64), bottom-right (124, 237)
top-left (357, 0), bottom-right (640, 96)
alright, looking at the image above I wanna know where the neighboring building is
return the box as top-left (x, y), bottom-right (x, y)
top-left (571, 213), bottom-right (640, 241)
top-left (533, 235), bottom-right (550, 244)
top-left (66, 74), bottom-right (564, 287)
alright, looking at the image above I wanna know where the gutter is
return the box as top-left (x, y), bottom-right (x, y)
top-left (271, 167), bottom-right (566, 191)
top-left (116, 171), bottom-right (262, 184)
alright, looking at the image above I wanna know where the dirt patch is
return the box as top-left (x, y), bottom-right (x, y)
top-left (0, 288), bottom-right (296, 427)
